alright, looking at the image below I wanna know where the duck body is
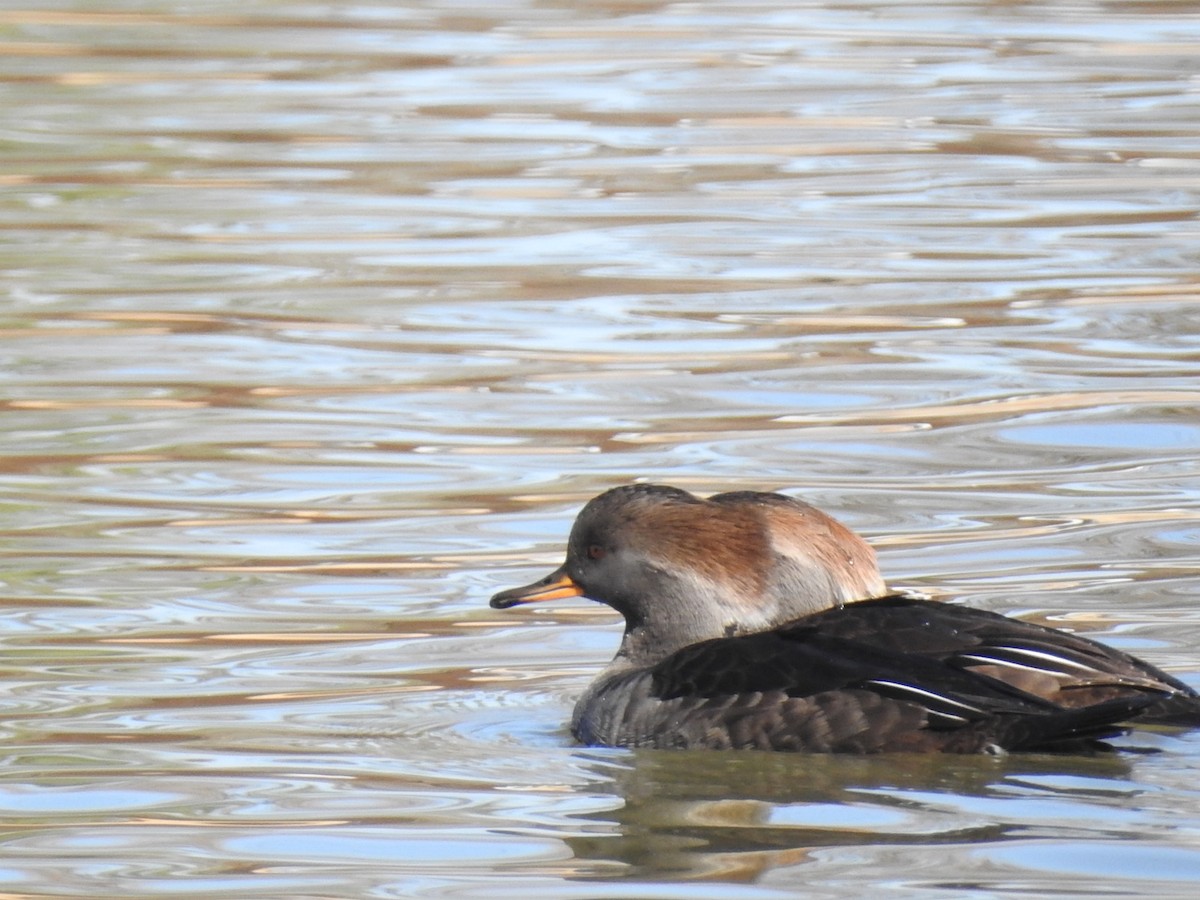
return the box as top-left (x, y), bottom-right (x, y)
top-left (572, 595), bottom-right (1190, 753)
top-left (490, 485), bottom-right (1200, 754)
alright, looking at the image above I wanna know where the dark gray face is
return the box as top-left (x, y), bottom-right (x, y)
top-left (563, 503), bottom-right (645, 619)
top-left (562, 485), bottom-right (704, 621)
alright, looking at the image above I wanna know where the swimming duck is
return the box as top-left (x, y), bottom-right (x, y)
top-left (490, 484), bottom-right (1200, 753)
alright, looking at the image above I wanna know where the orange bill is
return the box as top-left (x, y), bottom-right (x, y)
top-left (489, 568), bottom-right (584, 609)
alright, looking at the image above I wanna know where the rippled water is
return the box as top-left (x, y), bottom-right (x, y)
top-left (4, 1), bottom-right (1200, 897)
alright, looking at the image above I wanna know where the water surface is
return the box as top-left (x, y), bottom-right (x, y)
top-left (3, 1), bottom-right (1200, 897)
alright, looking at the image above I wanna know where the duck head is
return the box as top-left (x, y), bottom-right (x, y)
top-left (490, 484), bottom-right (889, 666)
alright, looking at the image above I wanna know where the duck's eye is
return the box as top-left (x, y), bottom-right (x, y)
top-left (587, 544), bottom-right (606, 561)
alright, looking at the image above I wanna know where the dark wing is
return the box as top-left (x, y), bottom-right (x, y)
top-left (652, 625), bottom-right (1042, 713)
top-left (625, 625), bottom-right (1158, 753)
top-left (803, 595), bottom-right (1200, 725)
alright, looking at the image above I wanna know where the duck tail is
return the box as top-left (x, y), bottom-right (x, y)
top-left (1130, 692), bottom-right (1200, 728)
top-left (1005, 693), bottom-right (1163, 752)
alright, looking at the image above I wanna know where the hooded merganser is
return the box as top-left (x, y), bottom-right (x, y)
top-left (490, 484), bottom-right (1200, 753)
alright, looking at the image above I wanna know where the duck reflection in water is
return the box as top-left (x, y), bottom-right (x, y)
top-left (559, 747), bottom-right (1141, 881)
top-left (491, 484), bottom-right (1200, 754)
